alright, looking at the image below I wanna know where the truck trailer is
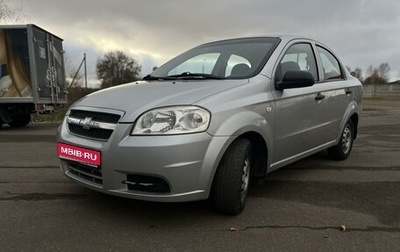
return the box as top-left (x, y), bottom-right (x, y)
top-left (0, 24), bottom-right (66, 128)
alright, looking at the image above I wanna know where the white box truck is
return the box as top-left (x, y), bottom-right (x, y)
top-left (0, 24), bottom-right (66, 128)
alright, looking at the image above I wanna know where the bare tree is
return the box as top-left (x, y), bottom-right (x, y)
top-left (378, 63), bottom-right (390, 82)
top-left (96, 50), bottom-right (141, 89)
top-left (347, 66), bottom-right (364, 83)
top-left (364, 63), bottom-right (391, 84)
top-left (0, 0), bottom-right (22, 24)
top-left (353, 67), bottom-right (363, 83)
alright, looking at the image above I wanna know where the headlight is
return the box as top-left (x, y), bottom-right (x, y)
top-left (131, 106), bottom-right (210, 135)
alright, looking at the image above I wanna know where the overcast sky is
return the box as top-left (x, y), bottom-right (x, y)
top-left (6, 0), bottom-right (400, 85)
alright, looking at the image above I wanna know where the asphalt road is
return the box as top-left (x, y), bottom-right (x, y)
top-left (0, 99), bottom-right (399, 251)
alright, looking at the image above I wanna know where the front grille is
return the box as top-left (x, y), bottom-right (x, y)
top-left (66, 161), bottom-right (103, 185)
top-left (67, 110), bottom-right (121, 141)
top-left (68, 124), bottom-right (113, 140)
top-left (69, 110), bottom-right (120, 123)
top-left (124, 174), bottom-right (171, 193)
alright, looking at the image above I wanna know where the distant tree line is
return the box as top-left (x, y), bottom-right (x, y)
top-left (347, 63), bottom-right (394, 84)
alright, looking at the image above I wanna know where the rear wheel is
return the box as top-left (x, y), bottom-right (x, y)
top-left (8, 113), bottom-right (31, 128)
top-left (212, 138), bottom-right (253, 215)
top-left (328, 120), bottom-right (354, 160)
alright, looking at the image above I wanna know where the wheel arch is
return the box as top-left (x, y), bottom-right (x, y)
top-left (209, 131), bottom-right (269, 194)
top-left (349, 113), bottom-right (359, 139)
top-left (339, 101), bottom-right (361, 142)
top-left (208, 131), bottom-right (269, 214)
top-left (240, 131), bottom-right (269, 178)
top-left (205, 110), bottom-right (273, 197)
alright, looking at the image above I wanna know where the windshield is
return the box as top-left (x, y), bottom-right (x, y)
top-left (148, 37), bottom-right (280, 80)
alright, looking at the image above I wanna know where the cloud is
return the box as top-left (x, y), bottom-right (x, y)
top-left (7, 0), bottom-right (400, 81)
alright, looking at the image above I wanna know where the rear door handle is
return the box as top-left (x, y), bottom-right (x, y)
top-left (345, 89), bottom-right (352, 95)
top-left (315, 92), bottom-right (325, 101)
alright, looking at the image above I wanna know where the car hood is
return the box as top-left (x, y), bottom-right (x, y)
top-left (74, 80), bottom-right (248, 122)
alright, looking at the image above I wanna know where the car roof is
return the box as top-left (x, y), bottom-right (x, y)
top-left (199, 35), bottom-right (318, 46)
top-left (276, 35), bottom-right (317, 43)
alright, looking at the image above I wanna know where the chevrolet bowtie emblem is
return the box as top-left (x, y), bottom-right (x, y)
top-left (80, 117), bottom-right (95, 130)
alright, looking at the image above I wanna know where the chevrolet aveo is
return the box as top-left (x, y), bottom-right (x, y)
top-left (57, 36), bottom-right (362, 214)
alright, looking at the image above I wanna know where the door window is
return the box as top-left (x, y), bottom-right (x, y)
top-left (276, 43), bottom-right (318, 83)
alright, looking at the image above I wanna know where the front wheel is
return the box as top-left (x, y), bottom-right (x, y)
top-left (211, 138), bottom-right (253, 215)
top-left (328, 120), bottom-right (354, 160)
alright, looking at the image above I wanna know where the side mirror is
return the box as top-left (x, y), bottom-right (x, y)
top-left (275, 70), bottom-right (315, 90)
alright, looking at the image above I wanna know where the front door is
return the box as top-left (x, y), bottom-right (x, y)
top-left (271, 42), bottom-right (325, 168)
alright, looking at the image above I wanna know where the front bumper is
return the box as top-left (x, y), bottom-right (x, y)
top-left (58, 120), bottom-right (231, 202)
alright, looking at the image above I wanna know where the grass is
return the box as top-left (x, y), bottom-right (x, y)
top-left (31, 107), bottom-right (69, 123)
top-left (30, 87), bottom-right (98, 123)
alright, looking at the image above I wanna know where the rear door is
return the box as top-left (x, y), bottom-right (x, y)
top-left (30, 25), bottom-right (66, 104)
top-left (313, 45), bottom-right (352, 142)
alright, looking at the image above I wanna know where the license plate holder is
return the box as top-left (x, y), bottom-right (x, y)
top-left (57, 143), bottom-right (101, 166)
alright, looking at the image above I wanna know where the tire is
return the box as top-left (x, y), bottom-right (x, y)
top-left (212, 138), bottom-right (253, 215)
top-left (328, 120), bottom-right (354, 160)
top-left (8, 113), bottom-right (31, 128)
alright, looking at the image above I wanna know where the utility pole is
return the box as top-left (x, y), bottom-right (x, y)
top-left (69, 53), bottom-right (88, 89)
top-left (84, 53), bottom-right (87, 89)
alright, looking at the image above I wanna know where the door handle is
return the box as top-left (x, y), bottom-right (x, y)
top-left (315, 92), bottom-right (325, 101)
top-left (345, 89), bottom-right (352, 95)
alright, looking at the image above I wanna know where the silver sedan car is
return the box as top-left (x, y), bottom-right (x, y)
top-left (57, 36), bottom-right (362, 214)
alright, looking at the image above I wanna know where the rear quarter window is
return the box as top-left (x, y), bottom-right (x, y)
top-left (317, 46), bottom-right (344, 81)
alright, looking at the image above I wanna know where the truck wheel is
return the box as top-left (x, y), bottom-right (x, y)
top-left (212, 138), bottom-right (252, 215)
top-left (8, 113), bottom-right (31, 128)
top-left (328, 120), bottom-right (354, 160)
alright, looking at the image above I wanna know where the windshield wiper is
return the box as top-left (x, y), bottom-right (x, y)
top-left (143, 74), bottom-right (163, 81)
top-left (167, 72), bottom-right (224, 80)
top-left (143, 73), bottom-right (225, 81)
top-left (143, 74), bottom-right (180, 81)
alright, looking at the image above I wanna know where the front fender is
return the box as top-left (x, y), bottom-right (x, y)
top-left (212, 110), bottom-right (272, 139)
top-left (200, 110), bottom-right (274, 196)
top-left (212, 110), bottom-right (272, 159)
